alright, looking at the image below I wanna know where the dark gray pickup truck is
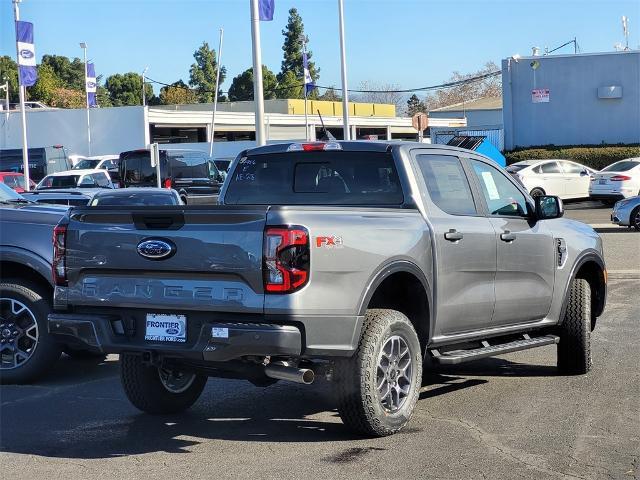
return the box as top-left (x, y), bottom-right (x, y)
top-left (49, 141), bottom-right (607, 436)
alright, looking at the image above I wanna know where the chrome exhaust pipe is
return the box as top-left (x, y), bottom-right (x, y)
top-left (264, 362), bottom-right (315, 384)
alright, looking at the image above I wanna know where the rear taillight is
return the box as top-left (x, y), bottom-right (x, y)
top-left (164, 177), bottom-right (173, 189)
top-left (52, 223), bottom-right (68, 286)
top-left (263, 226), bottom-right (310, 293)
top-left (610, 175), bottom-right (631, 181)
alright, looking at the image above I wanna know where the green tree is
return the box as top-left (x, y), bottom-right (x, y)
top-left (319, 87), bottom-right (341, 102)
top-left (278, 7), bottom-right (319, 97)
top-left (0, 56), bottom-right (19, 103)
top-left (189, 42), bottom-right (226, 103)
top-left (228, 66), bottom-right (277, 101)
top-left (105, 72), bottom-right (154, 106)
top-left (406, 94), bottom-right (426, 116)
top-left (30, 64), bottom-right (61, 105)
top-left (274, 70), bottom-right (302, 99)
top-left (159, 80), bottom-right (197, 105)
top-left (40, 54), bottom-right (85, 90)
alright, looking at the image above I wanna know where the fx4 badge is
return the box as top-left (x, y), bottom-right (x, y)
top-left (316, 236), bottom-right (344, 248)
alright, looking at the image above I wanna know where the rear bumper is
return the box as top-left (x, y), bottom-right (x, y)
top-left (590, 193), bottom-right (624, 201)
top-left (48, 310), bottom-right (361, 360)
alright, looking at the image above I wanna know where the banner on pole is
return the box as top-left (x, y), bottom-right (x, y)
top-left (258, 0), bottom-right (275, 21)
top-left (16, 21), bottom-right (37, 87)
top-left (86, 62), bottom-right (98, 107)
top-left (303, 51), bottom-right (315, 95)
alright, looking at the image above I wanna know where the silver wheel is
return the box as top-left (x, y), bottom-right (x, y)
top-left (0, 298), bottom-right (39, 370)
top-left (158, 367), bottom-right (197, 393)
top-left (633, 207), bottom-right (640, 230)
top-left (376, 334), bottom-right (413, 413)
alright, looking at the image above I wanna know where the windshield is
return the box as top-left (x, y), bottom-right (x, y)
top-left (73, 159), bottom-right (101, 170)
top-left (0, 182), bottom-right (25, 201)
top-left (1, 175), bottom-right (26, 189)
top-left (601, 160), bottom-right (640, 172)
top-left (37, 175), bottom-right (81, 189)
top-left (506, 164), bottom-right (529, 173)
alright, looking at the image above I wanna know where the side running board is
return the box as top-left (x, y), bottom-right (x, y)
top-left (430, 334), bottom-right (559, 365)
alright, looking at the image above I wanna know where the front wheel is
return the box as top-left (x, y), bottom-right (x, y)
top-left (557, 278), bottom-right (592, 374)
top-left (631, 206), bottom-right (640, 231)
top-left (120, 354), bottom-right (207, 414)
top-left (334, 309), bottom-right (422, 437)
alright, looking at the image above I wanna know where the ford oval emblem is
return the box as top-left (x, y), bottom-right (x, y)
top-left (19, 49), bottom-right (34, 59)
top-left (137, 239), bottom-right (175, 260)
top-left (165, 328), bottom-right (179, 335)
top-left (87, 81), bottom-right (96, 88)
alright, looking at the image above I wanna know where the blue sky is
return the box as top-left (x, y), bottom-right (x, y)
top-left (1, 0), bottom-right (638, 95)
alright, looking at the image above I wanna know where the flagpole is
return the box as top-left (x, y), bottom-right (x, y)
top-left (250, 0), bottom-right (266, 146)
top-left (209, 27), bottom-right (223, 157)
top-left (13, 0), bottom-right (31, 191)
top-left (337, 0), bottom-right (350, 140)
top-left (80, 42), bottom-right (91, 156)
top-left (303, 41), bottom-right (309, 141)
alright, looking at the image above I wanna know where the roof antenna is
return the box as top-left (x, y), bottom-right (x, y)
top-left (317, 110), bottom-right (336, 141)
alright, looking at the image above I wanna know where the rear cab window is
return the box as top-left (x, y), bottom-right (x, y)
top-left (224, 151), bottom-right (403, 205)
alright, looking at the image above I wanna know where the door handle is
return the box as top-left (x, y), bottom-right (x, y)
top-left (500, 231), bottom-right (516, 242)
top-left (444, 229), bottom-right (464, 242)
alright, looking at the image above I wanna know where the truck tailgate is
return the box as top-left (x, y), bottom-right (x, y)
top-left (62, 206), bottom-right (267, 313)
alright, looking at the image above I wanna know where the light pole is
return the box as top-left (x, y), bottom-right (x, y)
top-left (338, 0), bottom-right (350, 140)
top-left (80, 42), bottom-right (91, 155)
top-left (13, 0), bottom-right (31, 190)
top-left (250, 0), bottom-right (266, 146)
top-left (141, 66), bottom-right (148, 106)
top-left (209, 28), bottom-right (223, 157)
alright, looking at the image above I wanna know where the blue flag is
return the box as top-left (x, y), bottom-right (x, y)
top-left (303, 51), bottom-right (315, 96)
top-left (15, 21), bottom-right (37, 87)
top-left (86, 62), bottom-right (97, 107)
top-left (258, 0), bottom-right (274, 21)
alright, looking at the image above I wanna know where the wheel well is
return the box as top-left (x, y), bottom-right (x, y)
top-left (0, 261), bottom-right (52, 300)
top-left (367, 272), bottom-right (430, 349)
top-left (575, 260), bottom-right (606, 329)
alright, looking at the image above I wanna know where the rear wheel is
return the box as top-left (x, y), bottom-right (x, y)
top-left (120, 353), bottom-right (207, 414)
top-left (557, 278), bottom-right (592, 374)
top-left (631, 206), bottom-right (640, 231)
top-left (0, 280), bottom-right (61, 384)
top-left (334, 309), bottom-right (422, 437)
top-left (530, 187), bottom-right (545, 198)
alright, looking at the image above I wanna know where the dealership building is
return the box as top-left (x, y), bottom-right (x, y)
top-left (501, 50), bottom-right (640, 150)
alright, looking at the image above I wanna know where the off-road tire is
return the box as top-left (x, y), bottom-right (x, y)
top-left (530, 187), bottom-right (545, 198)
top-left (557, 278), bottom-right (592, 374)
top-left (334, 309), bottom-right (422, 437)
top-left (0, 279), bottom-right (61, 384)
top-left (631, 206), bottom-right (640, 231)
top-left (120, 353), bottom-right (207, 414)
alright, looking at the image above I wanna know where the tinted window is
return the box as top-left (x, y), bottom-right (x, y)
top-left (470, 160), bottom-right (529, 217)
top-left (601, 160), bottom-right (640, 172)
top-left (539, 161), bottom-right (561, 173)
top-left (225, 151), bottom-right (403, 205)
top-left (92, 173), bottom-right (110, 187)
top-left (168, 151), bottom-right (209, 179)
top-left (416, 155), bottom-right (476, 215)
top-left (74, 159), bottom-right (100, 169)
top-left (38, 175), bottom-right (81, 189)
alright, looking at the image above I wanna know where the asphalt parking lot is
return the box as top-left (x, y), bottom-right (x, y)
top-left (1, 201), bottom-right (638, 480)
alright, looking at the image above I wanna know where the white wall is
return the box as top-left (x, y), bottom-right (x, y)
top-left (0, 106), bottom-right (146, 156)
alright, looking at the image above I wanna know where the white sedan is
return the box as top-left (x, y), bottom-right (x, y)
top-left (589, 158), bottom-right (640, 204)
top-left (506, 159), bottom-right (595, 199)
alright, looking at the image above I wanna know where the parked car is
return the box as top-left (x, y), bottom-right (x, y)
top-left (71, 155), bottom-right (120, 187)
top-left (22, 190), bottom-right (92, 207)
top-left (89, 187), bottom-right (182, 206)
top-left (506, 159), bottom-right (595, 199)
top-left (589, 158), bottom-right (640, 204)
top-left (611, 195), bottom-right (640, 230)
top-left (0, 184), bottom-right (98, 384)
top-left (50, 141), bottom-right (606, 437)
top-left (0, 172), bottom-right (36, 193)
top-left (0, 146), bottom-right (70, 183)
top-left (35, 169), bottom-right (114, 194)
top-left (119, 149), bottom-right (224, 204)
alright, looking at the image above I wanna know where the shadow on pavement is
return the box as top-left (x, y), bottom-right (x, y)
top-left (0, 356), bottom-right (557, 459)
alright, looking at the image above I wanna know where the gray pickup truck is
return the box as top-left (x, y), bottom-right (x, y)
top-left (49, 141), bottom-right (607, 436)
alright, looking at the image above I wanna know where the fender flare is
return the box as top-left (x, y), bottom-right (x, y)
top-left (558, 249), bottom-right (606, 323)
top-left (0, 247), bottom-right (53, 287)
top-left (357, 259), bottom-right (434, 339)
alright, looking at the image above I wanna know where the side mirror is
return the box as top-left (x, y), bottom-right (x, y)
top-left (535, 195), bottom-right (564, 220)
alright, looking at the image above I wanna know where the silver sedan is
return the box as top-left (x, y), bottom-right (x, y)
top-left (611, 196), bottom-right (640, 230)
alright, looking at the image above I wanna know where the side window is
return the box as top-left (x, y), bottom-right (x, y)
top-left (560, 161), bottom-right (584, 174)
top-left (470, 160), bottom-right (529, 217)
top-left (93, 173), bottom-right (110, 187)
top-left (540, 161), bottom-right (561, 173)
top-left (415, 154), bottom-right (477, 215)
top-left (79, 175), bottom-right (96, 186)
